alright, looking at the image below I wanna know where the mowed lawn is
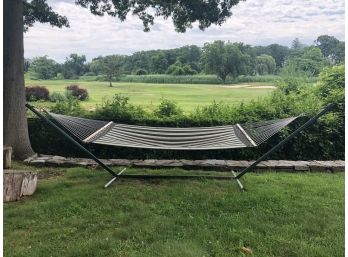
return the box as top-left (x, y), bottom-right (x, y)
top-left (4, 163), bottom-right (344, 257)
top-left (25, 79), bottom-right (275, 111)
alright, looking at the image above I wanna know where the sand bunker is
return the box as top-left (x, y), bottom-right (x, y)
top-left (220, 84), bottom-right (276, 89)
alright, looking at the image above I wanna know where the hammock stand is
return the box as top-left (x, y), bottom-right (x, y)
top-left (26, 103), bottom-right (335, 191)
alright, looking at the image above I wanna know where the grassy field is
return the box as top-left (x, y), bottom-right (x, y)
top-left (25, 79), bottom-right (275, 112)
top-left (4, 163), bottom-right (344, 257)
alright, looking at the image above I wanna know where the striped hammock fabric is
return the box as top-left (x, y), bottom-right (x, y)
top-left (47, 112), bottom-right (298, 150)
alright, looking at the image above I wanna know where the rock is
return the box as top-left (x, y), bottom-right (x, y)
top-left (30, 159), bottom-right (46, 166)
top-left (227, 160), bottom-right (252, 171)
top-left (4, 170), bottom-right (38, 202)
top-left (309, 161), bottom-right (331, 172)
top-left (293, 161), bottom-right (310, 171)
top-left (109, 159), bottom-right (132, 166)
top-left (24, 153), bottom-right (38, 163)
top-left (199, 160), bottom-right (227, 170)
top-left (321, 160), bottom-right (345, 172)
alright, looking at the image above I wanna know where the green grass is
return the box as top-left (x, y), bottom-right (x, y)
top-left (4, 163), bottom-right (344, 257)
top-left (118, 74), bottom-right (280, 84)
top-left (25, 79), bottom-right (275, 112)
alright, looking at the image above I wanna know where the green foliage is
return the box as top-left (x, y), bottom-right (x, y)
top-left (50, 92), bottom-right (67, 102)
top-left (283, 46), bottom-right (326, 76)
top-left (254, 44), bottom-right (291, 68)
top-left (84, 71), bottom-right (96, 76)
top-left (256, 54), bottom-right (276, 75)
top-left (94, 94), bottom-right (146, 122)
top-left (315, 65), bottom-right (345, 137)
top-left (202, 41), bottom-right (255, 82)
top-left (166, 61), bottom-right (197, 75)
top-left (23, 0), bottom-right (69, 32)
top-left (316, 65), bottom-right (344, 103)
top-left (75, 0), bottom-right (244, 32)
top-left (50, 92), bottom-right (84, 116)
top-left (151, 53), bottom-right (168, 73)
top-left (89, 55), bottom-right (125, 86)
top-left (135, 69), bottom-right (147, 75)
top-left (122, 45), bottom-right (202, 74)
top-left (118, 74), bottom-right (279, 84)
top-left (154, 99), bottom-right (183, 117)
top-left (26, 36), bottom-right (342, 81)
top-left (29, 56), bottom-right (58, 79)
top-left (62, 54), bottom-right (87, 79)
top-left (315, 35), bottom-right (345, 63)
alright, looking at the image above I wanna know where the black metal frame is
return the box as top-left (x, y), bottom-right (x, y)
top-left (26, 103), bottom-right (335, 190)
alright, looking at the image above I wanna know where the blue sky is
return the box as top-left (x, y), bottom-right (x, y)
top-left (24, 0), bottom-right (345, 62)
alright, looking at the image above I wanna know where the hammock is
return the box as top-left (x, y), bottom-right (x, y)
top-left (47, 112), bottom-right (299, 150)
top-left (25, 103), bottom-right (335, 190)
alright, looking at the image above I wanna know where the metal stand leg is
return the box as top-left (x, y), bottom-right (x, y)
top-left (104, 168), bottom-right (127, 188)
top-left (231, 170), bottom-right (245, 192)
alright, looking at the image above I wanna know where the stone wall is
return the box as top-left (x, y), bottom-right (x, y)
top-left (24, 154), bottom-right (345, 172)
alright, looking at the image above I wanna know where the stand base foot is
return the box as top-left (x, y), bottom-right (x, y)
top-left (231, 170), bottom-right (246, 192)
top-left (104, 168), bottom-right (127, 188)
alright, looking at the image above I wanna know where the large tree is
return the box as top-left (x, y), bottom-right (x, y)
top-left (256, 54), bottom-right (276, 75)
top-left (315, 35), bottom-right (345, 64)
top-left (4, 0), bottom-right (243, 159)
top-left (201, 41), bottom-right (251, 83)
top-left (29, 55), bottom-right (58, 79)
top-left (62, 54), bottom-right (87, 79)
top-left (101, 55), bottom-right (125, 87)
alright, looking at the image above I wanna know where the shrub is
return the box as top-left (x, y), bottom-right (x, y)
top-left (135, 69), bottom-right (147, 75)
top-left (94, 94), bottom-right (146, 122)
top-left (84, 71), bottom-right (96, 76)
top-left (154, 99), bottom-right (183, 117)
top-left (66, 84), bottom-right (89, 101)
top-left (50, 92), bottom-right (84, 116)
top-left (56, 73), bottom-right (64, 80)
top-left (166, 61), bottom-right (197, 76)
top-left (25, 86), bottom-right (50, 101)
top-left (50, 92), bottom-right (67, 102)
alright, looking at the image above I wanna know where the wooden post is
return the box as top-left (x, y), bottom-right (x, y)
top-left (3, 145), bottom-right (12, 169)
top-left (3, 170), bottom-right (38, 202)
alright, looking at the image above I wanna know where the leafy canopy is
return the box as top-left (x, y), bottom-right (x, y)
top-left (29, 55), bottom-right (58, 79)
top-left (23, 0), bottom-right (69, 32)
top-left (202, 41), bottom-right (254, 82)
top-left (24, 0), bottom-right (244, 32)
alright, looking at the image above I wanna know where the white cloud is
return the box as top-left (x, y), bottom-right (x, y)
top-left (24, 0), bottom-right (345, 62)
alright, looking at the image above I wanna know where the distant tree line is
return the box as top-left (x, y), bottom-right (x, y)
top-left (25, 35), bottom-right (344, 83)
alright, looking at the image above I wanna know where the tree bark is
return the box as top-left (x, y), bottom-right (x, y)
top-left (3, 170), bottom-right (38, 202)
top-left (4, 0), bottom-right (34, 159)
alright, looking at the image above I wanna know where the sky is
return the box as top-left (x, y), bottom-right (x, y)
top-left (24, 0), bottom-right (345, 62)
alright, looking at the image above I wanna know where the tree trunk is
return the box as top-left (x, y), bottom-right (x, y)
top-left (3, 170), bottom-right (38, 202)
top-left (109, 78), bottom-right (113, 87)
top-left (3, 0), bottom-right (34, 159)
